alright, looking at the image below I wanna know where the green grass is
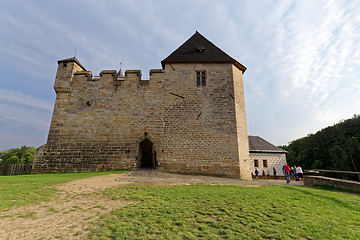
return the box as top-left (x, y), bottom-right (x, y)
top-left (90, 184), bottom-right (360, 239)
top-left (0, 170), bottom-right (128, 211)
top-left (1, 171), bottom-right (359, 239)
top-left (75, 230), bottom-right (84, 236)
top-left (310, 184), bottom-right (360, 194)
top-left (17, 211), bottom-right (38, 219)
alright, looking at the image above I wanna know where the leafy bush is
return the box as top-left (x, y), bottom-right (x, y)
top-left (0, 146), bottom-right (36, 164)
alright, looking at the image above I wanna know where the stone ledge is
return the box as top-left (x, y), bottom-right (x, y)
top-left (54, 87), bottom-right (71, 93)
top-left (304, 175), bottom-right (360, 191)
top-left (100, 70), bottom-right (117, 76)
top-left (74, 71), bottom-right (93, 80)
top-left (125, 70), bottom-right (141, 77)
top-left (149, 69), bottom-right (165, 75)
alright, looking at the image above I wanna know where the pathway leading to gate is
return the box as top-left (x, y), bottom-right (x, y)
top-left (116, 169), bottom-right (304, 186)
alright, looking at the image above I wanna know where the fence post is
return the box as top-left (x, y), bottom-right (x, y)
top-left (0, 163), bottom-right (33, 176)
top-left (7, 164), bottom-right (12, 175)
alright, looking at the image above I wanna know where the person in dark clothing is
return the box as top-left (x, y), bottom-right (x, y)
top-left (254, 168), bottom-right (259, 179)
top-left (273, 167), bottom-right (277, 179)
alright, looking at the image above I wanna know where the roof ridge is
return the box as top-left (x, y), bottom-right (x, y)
top-left (161, 32), bottom-right (246, 72)
top-left (248, 136), bottom-right (288, 153)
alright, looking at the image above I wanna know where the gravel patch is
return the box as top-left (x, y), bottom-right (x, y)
top-left (118, 169), bottom-right (304, 186)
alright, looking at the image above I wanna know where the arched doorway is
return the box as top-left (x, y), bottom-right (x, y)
top-left (139, 139), bottom-right (157, 168)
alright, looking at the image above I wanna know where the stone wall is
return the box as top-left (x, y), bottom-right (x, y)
top-left (304, 176), bottom-right (360, 191)
top-left (32, 59), bottom-right (164, 173)
top-left (233, 65), bottom-right (251, 179)
top-left (32, 59), bottom-right (251, 179)
top-left (160, 63), bottom-right (251, 179)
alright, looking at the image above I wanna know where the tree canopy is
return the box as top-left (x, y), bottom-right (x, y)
top-left (0, 146), bottom-right (36, 164)
top-left (281, 114), bottom-right (360, 180)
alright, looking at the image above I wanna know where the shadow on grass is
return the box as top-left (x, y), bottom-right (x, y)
top-left (310, 184), bottom-right (360, 195)
top-left (280, 185), bottom-right (360, 212)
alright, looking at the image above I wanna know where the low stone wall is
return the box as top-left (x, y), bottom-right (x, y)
top-left (304, 175), bottom-right (360, 191)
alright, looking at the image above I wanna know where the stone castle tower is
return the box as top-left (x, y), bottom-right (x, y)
top-left (32, 32), bottom-right (251, 179)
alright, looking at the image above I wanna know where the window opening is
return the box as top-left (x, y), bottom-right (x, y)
top-left (254, 159), bottom-right (259, 168)
top-left (196, 71), bottom-right (206, 86)
top-left (263, 160), bottom-right (268, 168)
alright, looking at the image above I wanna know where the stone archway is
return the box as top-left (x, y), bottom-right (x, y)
top-left (139, 138), bottom-right (157, 169)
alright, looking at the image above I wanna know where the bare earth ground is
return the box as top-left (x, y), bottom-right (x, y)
top-left (0, 170), bottom-right (303, 240)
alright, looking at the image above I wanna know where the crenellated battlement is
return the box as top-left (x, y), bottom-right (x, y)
top-left (54, 57), bottom-right (86, 93)
top-left (54, 57), bottom-right (165, 94)
top-left (33, 32), bottom-right (251, 180)
top-left (74, 71), bottom-right (93, 80)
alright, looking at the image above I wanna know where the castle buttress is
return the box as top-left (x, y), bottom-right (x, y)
top-left (32, 32), bottom-right (252, 180)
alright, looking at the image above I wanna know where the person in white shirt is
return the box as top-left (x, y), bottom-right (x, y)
top-left (296, 165), bottom-right (303, 182)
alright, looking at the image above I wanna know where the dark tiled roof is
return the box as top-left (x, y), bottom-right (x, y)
top-left (161, 31), bottom-right (246, 72)
top-left (57, 57), bottom-right (87, 71)
top-left (248, 136), bottom-right (288, 153)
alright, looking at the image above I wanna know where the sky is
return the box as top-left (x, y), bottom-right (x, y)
top-left (0, 0), bottom-right (359, 151)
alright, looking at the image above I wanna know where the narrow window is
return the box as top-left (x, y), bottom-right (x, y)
top-left (254, 159), bottom-right (259, 168)
top-left (196, 71), bottom-right (206, 86)
top-left (263, 160), bottom-right (268, 168)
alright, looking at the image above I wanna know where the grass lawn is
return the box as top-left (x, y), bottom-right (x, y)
top-left (1, 172), bottom-right (359, 239)
top-left (90, 184), bottom-right (360, 240)
top-left (0, 170), bottom-right (128, 211)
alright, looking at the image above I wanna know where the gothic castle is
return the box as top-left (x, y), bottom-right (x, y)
top-left (32, 32), bottom-right (252, 179)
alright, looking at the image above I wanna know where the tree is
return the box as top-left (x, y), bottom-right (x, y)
top-left (282, 114), bottom-right (360, 171)
top-left (0, 146), bottom-right (36, 164)
top-left (330, 145), bottom-right (347, 171)
top-left (4, 155), bottom-right (24, 164)
top-left (345, 137), bottom-right (360, 181)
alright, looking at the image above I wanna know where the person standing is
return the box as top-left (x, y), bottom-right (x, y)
top-left (262, 170), bottom-right (266, 179)
top-left (285, 163), bottom-right (290, 183)
top-left (273, 167), bottom-right (277, 179)
top-left (296, 165), bottom-right (303, 182)
top-left (254, 168), bottom-right (259, 179)
top-left (282, 164), bottom-right (285, 175)
top-left (293, 166), bottom-right (297, 181)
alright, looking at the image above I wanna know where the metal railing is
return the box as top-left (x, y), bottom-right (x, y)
top-left (304, 169), bottom-right (360, 182)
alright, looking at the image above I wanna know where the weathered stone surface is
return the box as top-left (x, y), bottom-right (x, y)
top-left (304, 176), bottom-right (360, 191)
top-left (32, 57), bottom-right (251, 179)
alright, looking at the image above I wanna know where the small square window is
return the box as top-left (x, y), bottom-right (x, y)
top-left (263, 160), bottom-right (268, 168)
top-left (254, 159), bottom-right (259, 168)
top-left (196, 71), bottom-right (206, 86)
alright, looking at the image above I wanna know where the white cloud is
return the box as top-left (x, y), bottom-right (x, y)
top-left (0, 0), bottom-right (359, 148)
top-left (0, 101), bottom-right (51, 131)
top-left (0, 129), bottom-right (46, 151)
top-left (0, 88), bottom-right (52, 150)
top-left (238, 0), bottom-right (360, 145)
top-left (0, 89), bottom-right (53, 112)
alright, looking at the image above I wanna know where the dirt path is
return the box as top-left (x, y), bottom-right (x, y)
top-left (0, 173), bottom-right (133, 240)
top-left (0, 170), bottom-right (303, 239)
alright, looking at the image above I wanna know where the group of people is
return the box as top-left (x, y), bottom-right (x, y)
top-left (282, 163), bottom-right (303, 183)
top-left (252, 164), bottom-right (303, 183)
top-left (252, 169), bottom-right (270, 179)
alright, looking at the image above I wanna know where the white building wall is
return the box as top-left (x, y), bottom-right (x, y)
top-left (249, 152), bottom-right (287, 177)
